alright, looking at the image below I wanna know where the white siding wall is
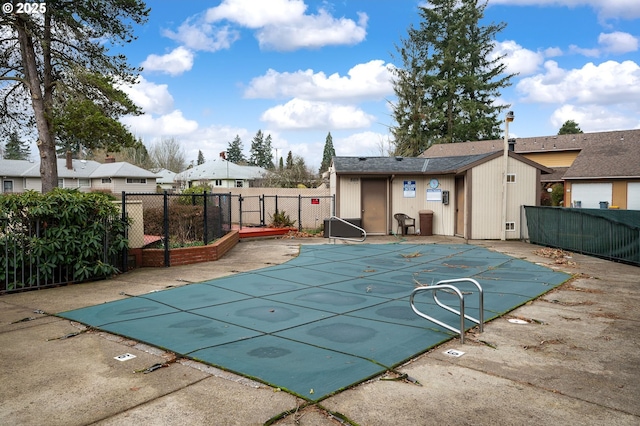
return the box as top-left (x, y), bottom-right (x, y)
top-left (338, 176), bottom-right (362, 218)
top-left (25, 177), bottom-right (42, 192)
top-left (471, 158), bottom-right (504, 239)
top-left (112, 178), bottom-right (158, 193)
top-left (390, 175), bottom-right (456, 235)
top-left (508, 159), bottom-right (538, 237)
top-left (471, 156), bottom-right (538, 239)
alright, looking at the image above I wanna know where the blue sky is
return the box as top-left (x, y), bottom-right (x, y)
top-left (115, 0), bottom-right (640, 170)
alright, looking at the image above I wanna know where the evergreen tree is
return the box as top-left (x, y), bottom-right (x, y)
top-left (279, 156), bottom-right (284, 171)
top-left (197, 150), bottom-right (205, 165)
top-left (558, 120), bottom-right (583, 135)
top-left (249, 130), bottom-right (274, 168)
top-left (0, 0), bottom-right (149, 192)
top-left (3, 131), bottom-right (30, 160)
top-left (264, 134), bottom-right (274, 169)
top-left (227, 135), bottom-right (246, 164)
top-left (391, 0), bottom-right (513, 156)
top-left (286, 151), bottom-right (294, 169)
top-left (319, 132), bottom-right (336, 173)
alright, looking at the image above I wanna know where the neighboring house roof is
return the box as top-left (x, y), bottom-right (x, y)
top-left (174, 159), bottom-right (267, 182)
top-left (0, 158), bottom-right (158, 179)
top-left (562, 142), bottom-right (640, 179)
top-left (154, 168), bottom-right (177, 184)
top-left (332, 153), bottom-right (552, 175)
top-left (421, 129), bottom-right (640, 180)
top-left (0, 159), bottom-right (38, 176)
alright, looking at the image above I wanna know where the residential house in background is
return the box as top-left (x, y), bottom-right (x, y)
top-left (0, 154), bottom-right (159, 194)
top-left (422, 129), bottom-right (640, 210)
top-left (330, 153), bottom-right (551, 240)
top-left (174, 155), bottom-right (267, 190)
top-left (154, 168), bottom-right (178, 192)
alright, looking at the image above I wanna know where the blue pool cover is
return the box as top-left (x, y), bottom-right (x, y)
top-left (58, 244), bottom-right (570, 401)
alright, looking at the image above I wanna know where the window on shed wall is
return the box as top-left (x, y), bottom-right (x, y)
top-left (236, 180), bottom-right (243, 188)
top-left (505, 222), bottom-right (515, 231)
top-left (214, 179), bottom-right (222, 186)
top-left (506, 174), bottom-right (516, 183)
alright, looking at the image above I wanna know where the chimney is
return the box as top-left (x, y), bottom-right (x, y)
top-left (105, 155), bottom-right (116, 163)
top-left (508, 138), bottom-right (516, 152)
top-left (219, 151), bottom-right (226, 160)
top-left (66, 151), bottom-right (73, 170)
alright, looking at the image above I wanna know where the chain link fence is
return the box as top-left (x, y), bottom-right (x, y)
top-left (233, 194), bottom-right (335, 230)
top-left (121, 191), bottom-right (232, 268)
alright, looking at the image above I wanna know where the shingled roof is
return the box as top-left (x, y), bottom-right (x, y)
top-left (421, 129), bottom-right (640, 179)
top-left (332, 152), bottom-right (551, 175)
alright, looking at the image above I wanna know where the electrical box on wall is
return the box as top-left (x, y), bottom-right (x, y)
top-left (442, 190), bottom-right (450, 205)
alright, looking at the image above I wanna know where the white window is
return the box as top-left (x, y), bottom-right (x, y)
top-left (79, 179), bottom-right (90, 188)
top-left (236, 180), bottom-right (243, 188)
top-left (505, 222), bottom-right (515, 231)
top-left (57, 178), bottom-right (64, 188)
top-left (506, 174), bottom-right (516, 183)
top-left (101, 178), bottom-right (112, 183)
top-left (126, 178), bottom-right (147, 184)
top-left (214, 179), bottom-right (222, 186)
top-left (3, 180), bottom-right (13, 193)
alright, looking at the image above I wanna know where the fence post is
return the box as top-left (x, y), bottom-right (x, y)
top-left (203, 191), bottom-right (209, 245)
top-left (228, 192), bottom-right (232, 233)
top-left (332, 194), bottom-right (336, 216)
top-left (163, 191), bottom-right (170, 267)
top-left (121, 192), bottom-right (128, 272)
top-left (275, 194), bottom-right (278, 216)
top-left (298, 195), bottom-right (302, 231)
top-left (260, 195), bottom-right (265, 226)
top-left (239, 195), bottom-right (244, 229)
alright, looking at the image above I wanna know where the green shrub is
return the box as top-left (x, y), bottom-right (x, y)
top-left (0, 189), bottom-right (129, 288)
top-left (269, 210), bottom-right (296, 228)
top-left (176, 184), bottom-right (213, 206)
top-left (550, 184), bottom-right (564, 206)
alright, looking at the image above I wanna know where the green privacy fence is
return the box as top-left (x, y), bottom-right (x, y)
top-left (524, 206), bottom-right (640, 266)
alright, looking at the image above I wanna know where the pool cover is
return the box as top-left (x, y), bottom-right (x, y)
top-left (58, 244), bottom-right (570, 401)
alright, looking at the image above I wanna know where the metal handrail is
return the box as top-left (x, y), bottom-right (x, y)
top-left (410, 278), bottom-right (484, 344)
top-left (327, 216), bottom-right (367, 243)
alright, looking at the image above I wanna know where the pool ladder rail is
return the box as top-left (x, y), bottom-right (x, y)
top-left (410, 278), bottom-right (484, 344)
top-left (326, 216), bottom-right (367, 243)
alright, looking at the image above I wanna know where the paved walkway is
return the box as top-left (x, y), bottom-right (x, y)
top-left (1, 236), bottom-right (639, 425)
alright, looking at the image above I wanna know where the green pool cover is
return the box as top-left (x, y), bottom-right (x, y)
top-left (59, 244), bottom-right (570, 401)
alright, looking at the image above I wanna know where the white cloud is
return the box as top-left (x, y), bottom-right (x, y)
top-left (568, 31), bottom-right (638, 57)
top-left (492, 40), bottom-right (545, 76)
top-left (118, 76), bottom-right (174, 115)
top-left (517, 59), bottom-right (640, 132)
top-left (335, 131), bottom-right (393, 157)
top-left (245, 60), bottom-right (394, 101)
top-left (598, 31), bottom-right (639, 54)
top-left (203, 0), bottom-right (367, 51)
top-left (141, 47), bottom-right (194, 76)
top-left (550, 104), bottom-right (638, 131)
top-left (162, 17), bottom-right (239, 52)
top-left (256, 10), bottom-right (368, 51)
top-left (517, 60), bottom-right (640, 104)
top-left (122, 110), bottom-right (199, 136)
top-left (260, 98), bottom-right (375, 130)
top-left (487, 0), bottom-right (640, 20)
top-left (205, 0), bottom-right (308, 28)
